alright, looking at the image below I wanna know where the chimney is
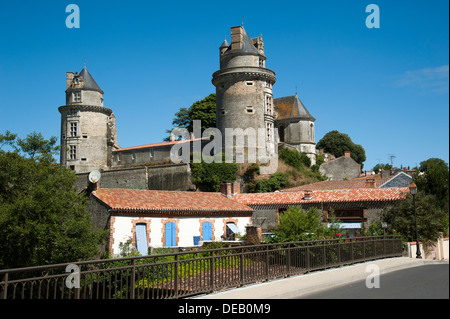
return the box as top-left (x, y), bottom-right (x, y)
top-left (230, 26), bottom-right (244, 50)
top-left (220, 182), bottom-right (240, 198)
top-left (66, 72), bottom-right (74, 89)
top-left (231, 182), bottom-right (240, 195)
top-left (303, 190), bottom-right (313, 200)
top-left (344, 151), bottom-right (351, 157)
top-left (365, 178), bottom-right (376, 188)
top-left (220, 182), bottom-right (233, 198)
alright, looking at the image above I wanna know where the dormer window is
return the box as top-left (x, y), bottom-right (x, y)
top-left (73, 91), bottom-right (81, 102)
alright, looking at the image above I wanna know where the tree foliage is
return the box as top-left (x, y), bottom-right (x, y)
top-left (279, 147), bottom-right (311, 169)
top-left (0, 131), bottom-right (107, 269)
top-left (274, 207), bottom-right (341, 242)
top-left (414, 158), bottom-right (449, 207)
top-left (316, 130), bottom-right (366, 168)
top-left (383, 192), bottom-right (448, 243)
top-left (248, 172), bottom-right (289, 193)
top-left (191, 154), bottom-right (239, 192)
top-left (166, 94), bottom-right (216, 140)
top-left (372, 163), bottom-right (392, 174)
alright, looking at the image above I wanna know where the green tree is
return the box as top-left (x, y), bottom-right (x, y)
top-left (165, 94), bottom-right (216, 140)
top-left (275, 207), bottom-right (340, 242)
top-left (372, 163), bottom-right (392, 174)
top-left (383, 192), bottom-right (448, 244)
top-left (0, 131), bottom-right (107, 269)
top-left (316, 130), bottom-right (366, 168)
top-left (414, 158), bottom-right (449, 207)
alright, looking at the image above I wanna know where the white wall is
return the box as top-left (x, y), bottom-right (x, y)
top-left (111, 215), bottom-right (252, 256)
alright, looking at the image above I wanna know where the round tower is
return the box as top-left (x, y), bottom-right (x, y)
top-left (212, 26), bottom-right (277, 159)
top-left (59, 66), bottom-right (118, 173)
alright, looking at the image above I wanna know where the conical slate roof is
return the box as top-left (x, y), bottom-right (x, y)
top-left (67, 66), bottom-right (104, 94)
top-left (274, 95), bottom-right (315, 121)
top-left (78, 66), bottom-right (104, 94)
top-left (223, 27), bottom-right (261, 56)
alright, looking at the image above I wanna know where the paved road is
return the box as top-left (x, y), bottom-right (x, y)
top-left (299, 264), bottom-right (449, 299)
top-left (194, 258), bottom-right (448, 299)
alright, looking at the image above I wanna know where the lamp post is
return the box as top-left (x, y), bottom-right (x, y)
top-left (409, 183), bottom-right (422, 259)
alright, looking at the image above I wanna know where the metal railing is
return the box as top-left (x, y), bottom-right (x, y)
top-left (0, 235), bottom-right (402, 299)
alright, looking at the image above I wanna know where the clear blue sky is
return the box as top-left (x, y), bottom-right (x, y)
top-left (0, 0), bottom-right (448, 170)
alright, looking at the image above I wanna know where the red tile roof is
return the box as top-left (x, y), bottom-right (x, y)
top-left (113, 137), bottom-right (209, 152)
top-left (233, 187), bottom-right (409, 206)
top-left (281, 178), bottom-right (389, 192)
top-left (92, 188), bottom-right (253, 214)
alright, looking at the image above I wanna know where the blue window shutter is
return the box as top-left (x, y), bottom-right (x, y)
top-left (202, 222), bottom-right (212, 241)
top-left (135, 224), bottom-right (148, 256)
top-left (165, 222), bottom-right (176, 247)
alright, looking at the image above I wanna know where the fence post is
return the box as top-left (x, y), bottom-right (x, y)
top-left (239, 249), bottom-right (244, 286)
top-left (323, 244), bottom-right (326, 269)
top-left (337, 241), bottom-right (341, 266)
top-left (1, 273), bottom-right (8, 299)
top-left (265, 246), bottom-right (270, 280)
top-left (209, 251), bottom-right (215, 293)
top-left (286, 243), bottom-right (291, 275)
top-left (306, 245), bottom-right (310, 272)
top-left (130, 259), bottom-right (136, 299)
top-left (174, 254), bottom-right (179, 298)
top-left (362, 239), bottom-right (366, 262)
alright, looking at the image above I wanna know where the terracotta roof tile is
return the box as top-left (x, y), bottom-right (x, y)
top-left (113, 137), bottom-right (209, 152)
top-left (92, 188), bottom-right (253, 213)
top-left (281, 178), bottom-right (389, 192)
top-left (234, 187), bottom-right (409, 206)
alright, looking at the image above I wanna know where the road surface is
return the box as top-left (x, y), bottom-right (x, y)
top-left (299, 264), bottom-right (449, 299)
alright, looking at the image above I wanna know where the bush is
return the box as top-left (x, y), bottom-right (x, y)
top-left (191, 154), bottom-right (239, 192)
top-left (250, 172), bottom-right (289, 193)
top-left (279, 147), bottom-right (310, 169)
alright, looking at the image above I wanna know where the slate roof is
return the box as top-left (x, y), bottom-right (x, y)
top-left (92, 188), bottom-right (253, 214)
top-left (224, 27), bottom-right (260, 56)
top-left (379, 172), bottom-right (412, 188)
top-left (67, 66), bottom-right (104, 94)
top-left (274, 95), bottom-right (315, 121)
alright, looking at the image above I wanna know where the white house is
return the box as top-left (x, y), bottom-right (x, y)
top-left (88, 185), bottom-right (253, 256)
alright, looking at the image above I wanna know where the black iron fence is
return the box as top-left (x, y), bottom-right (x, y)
top-left (0, 236), bottom-right (402, 299)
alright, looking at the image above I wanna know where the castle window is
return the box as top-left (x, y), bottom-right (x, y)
top-left (221, 108), bottom-right (225, 115)
top-left (265, 94), bottom-right (273, 115)
top-left (70, 122), bottom-right (78, 137)
top-left (246, 81), bottom-right (254, 86)
top-left (73, 91), bottom-right (81, 102)
top-left (69, 145), bottom-right (77, 160)
top-left (132, 152), bottom-right (136, 160)
top-left (150, 149), bottom-right (154, 158)
top-left (246, 106), bottom-right (254, 114)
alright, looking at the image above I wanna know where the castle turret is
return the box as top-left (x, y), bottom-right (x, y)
top-left (59, 66), bottom-right (118, 173)
top-left (212, 26), bottom-right (276, 159)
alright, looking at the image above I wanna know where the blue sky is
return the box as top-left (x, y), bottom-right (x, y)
top-left (0, 0), bottom-right (448, 170)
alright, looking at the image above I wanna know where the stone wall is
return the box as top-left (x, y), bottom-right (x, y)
top-left (319, 155), bottom-right (361, 180)
top-left (75, 163), bottom-right (194, 192)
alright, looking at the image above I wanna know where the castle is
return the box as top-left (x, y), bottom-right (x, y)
top-left (59, 26), bottom-right (317, 185)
